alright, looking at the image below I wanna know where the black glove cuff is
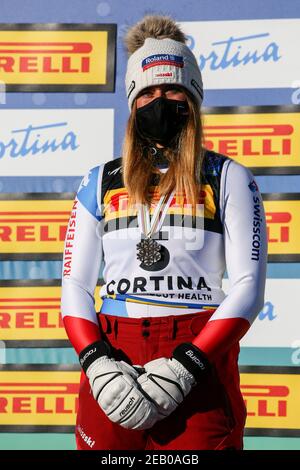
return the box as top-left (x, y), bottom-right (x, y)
top-left (79, 340), bottom-right (111, 373)
top-left (172, 342), bottom-right (211, 383)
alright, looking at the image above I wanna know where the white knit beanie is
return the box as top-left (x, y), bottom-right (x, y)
top-left (125, 37), bottom-right (203, 110)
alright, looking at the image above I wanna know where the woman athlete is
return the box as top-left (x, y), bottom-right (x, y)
top-left (61, 15), bottom-right (267, 450)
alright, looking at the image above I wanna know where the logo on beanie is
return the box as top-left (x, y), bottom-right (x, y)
top-left (142, 54), bottom-right (184, 71)
top-left (191, 79), bottom-right (203, 99)
top-left (154, 72), bottom-right (174, 78)
top-left (127, 80), bottom-right (135, 99)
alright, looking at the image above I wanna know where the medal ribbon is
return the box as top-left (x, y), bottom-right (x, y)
top-left (139, 190), bottom-right (175, 238)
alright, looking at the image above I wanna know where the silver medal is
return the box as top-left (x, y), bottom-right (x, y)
top-left (136, 189), bottom-right (175, 267)
top-left (136, 237), bottom-right (162, 266)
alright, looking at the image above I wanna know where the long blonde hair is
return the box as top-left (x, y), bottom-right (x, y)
top-left (122, 91), bottom-right (205, 217)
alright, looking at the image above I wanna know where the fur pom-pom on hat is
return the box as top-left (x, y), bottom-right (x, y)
top-left (124, 15), bottom-right (186, 55)
top-left (124, 15), bottom-right (203, 110)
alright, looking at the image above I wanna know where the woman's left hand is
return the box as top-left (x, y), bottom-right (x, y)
top-left (137, 356), bottom-right (196, 419)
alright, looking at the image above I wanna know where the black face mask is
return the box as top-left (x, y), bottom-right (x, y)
top-left (135, 97), bottom-right (189, 146)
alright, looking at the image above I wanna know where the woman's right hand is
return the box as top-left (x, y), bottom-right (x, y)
top-left (86, 356), bottom-right (160, 430)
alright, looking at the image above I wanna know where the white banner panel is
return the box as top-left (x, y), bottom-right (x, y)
top-left (223, 279), bottom-right (300, 347)
top-left (182, 19), bottom-right (299, 89)
top-left (0, 109), bottom-right (114, 176)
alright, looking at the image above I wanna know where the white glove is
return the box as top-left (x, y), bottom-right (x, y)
top-left (137, 357), bottom-right (196, 419)
top-left (86, 355), bottom-right (159, 430)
